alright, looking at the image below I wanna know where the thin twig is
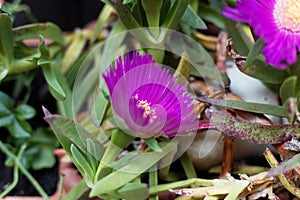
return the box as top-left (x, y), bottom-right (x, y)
top-left (0, 141), bottom-right (50, 200)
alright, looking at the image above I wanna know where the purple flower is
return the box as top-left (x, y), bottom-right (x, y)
top-left (103, 51), bottom-right (197, 137)
top-left (222, 0), bottom-right (300, 70)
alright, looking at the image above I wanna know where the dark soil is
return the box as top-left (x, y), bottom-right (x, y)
top-left (0, 151), bottom-right (58, 196)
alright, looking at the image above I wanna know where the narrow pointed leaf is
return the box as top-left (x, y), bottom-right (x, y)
top-left (90, 142), bottom-right (177, 196)
top-left (117, 182), bottom-right (148, 200)
top-left (280, 76), bottom-right (298, 103)
top-left (43, 109), bottom-right (106, 162)
top-left (91, 89), bottom-right (110, 127)
top-left (162, 0), bottom-right (188, 29)
top-left (198, 97), bottom-right (289, 117)
top-left (71, 144), bottom-right (95, 180)
top-left (0, 13), bottom-right (14, 63)
top-left (91, 5), bottom-right (114, 44)
top-left (61, 30), bottom-right (87, 73)
top-left (181, 5), bottom-right (206, 29)
top-left (206, 110), bottom-right (298, 144)
top-left (42, 66), bottom-right (66, 101)
top-left (144, 138), bottom-right (162, 152)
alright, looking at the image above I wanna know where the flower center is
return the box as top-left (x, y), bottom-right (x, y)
top-left (134, 94), bottom-right (157, 124)
top-left (273, 0), bottom-right (300, 32)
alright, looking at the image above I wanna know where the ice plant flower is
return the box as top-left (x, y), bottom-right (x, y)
top-left (222, 0), bottom-right (300, 70)
top-left (103, 51), bottom-right (197, 138)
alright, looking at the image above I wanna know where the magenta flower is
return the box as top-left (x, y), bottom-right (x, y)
top-left (222, 0), bottom-right (300, 70)
top-left (103, 51), bottom-right (197, 137)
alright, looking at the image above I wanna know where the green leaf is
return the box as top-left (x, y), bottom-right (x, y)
top-left (91, 89), bottom-right (111, 127)
top-left (0, 114), bottom-right (14, 127)
top-left (198, 3), bottom-right (225, 29)
top-left (90, 142), bottom-right (177, 196)
top-left (86, 138), bottom-right (100, 173)
top-left (28, 128), bottom-right (59, 170)
top-left (181, 5), bottom-right (207, 29)
top-left (168, 38), bottom-right (230, 87)
top-left (225, 20), bottom-right (252, 56)
top-left (243, 38), bottom-right (265, 69)
top-left (13, 22), bottom-right (65, 45)
top-left (28, 36), bottom-right (66, 101)
top-left (141, 0), bottom-right (163, 30)
top-left (161, 0), bottom-right (188, 29)
top-left (8, 119), bottom-right (31, 138)
top-left (0, 91), bottom-right (32, 138)
top-left (243, 59), bottom-right (289, 84)
top-left (207, 110), bottom-right (300, 144)
top-left (41, 65), bottom-right (66, 101)
top-left (144, 138), bottom-right (162, 152)
top-left (61, 30), bottom-right (87, 73)
top-left (242, 39), bottom-right (289, 84)
top-left (0, 91), bottom-right (14, 109)
top-left (117, 182), bottom-right (148, 200)
top-left (174, 52), bottom-right (191, 83)
top-left (71, 144), bottom-right (95, 181)
top-left (114, 0), bottom-right (142, 30)
top-left (64, 180), bottom-right (90, 200)
top-left (0, 13), bottom-right (14, 64)
top-left (123, 0), bottom-right (134, 4)
top-left (91, 4), bottom-right (114, 44)
top-left (0, 68), bottom-right (8, 82)
top-left (31, 147), bottom-right (55, 170)
top-left (159, 0), bottom-right (171, 24)
top-left (43, 109), bottom-right (106, 165)
top-left (280, 76), bottom-right (299, 103)
top-left (198, 97), bottom-right (289, 117)
top-left (15, 104), bottom-right (36, 120)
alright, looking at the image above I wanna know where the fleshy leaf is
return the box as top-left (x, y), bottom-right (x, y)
top-left (61, 30), bottom-right (87, 73)
top-left (0, 91), bottom-right (32, 138)
top-left (90, 142), bottom-right (177, 196)
top-left (117, 182), bottom-right (148, 200)
top-left (91, 89), bottom-right (110, 128)
top-left (41, 65), bottom-right (66, 101)
top-left (198, 97), bottom-right (288, 117)
top-left (43, 108), bottom-right (106, 165)
top-left (71, 144), bottom-right (95, 181)
top-left (14, 104), bottom-right (36, 120)
top-left (13, 22), bottom-right (65, 45)
top-left (280, 76), bottom-right (300, 103)
top-left (181, 5), bottom-right (207, 29)
top-left (161, 0), bottom-right (188, 29)
top-left (0, 13), bottom-right (14, 64)
top-left (242, 39), bottom-right (288, 84)
top-left (206, 110), bottom-right (298, 144)
top-left (144, 138), bottom-right (162, 152)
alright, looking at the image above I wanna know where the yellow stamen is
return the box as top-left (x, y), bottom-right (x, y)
top-left (134, 94), bottom-right (157, 124)
top-left (274, 0), bottom-right (300, 32)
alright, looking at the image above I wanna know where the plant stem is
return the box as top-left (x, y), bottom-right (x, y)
top-left (0, 144), bottom-right (26, 198)
top-left (0, 141), bottom-right (50, 200)
top-left (94, 129), bottom-right (134, 183)
top-left (149, 165), bottom-right (158, 200)
top-left (180, 152), bottom-right (197, 179)
top-left (8, 57), bottom-right (37, 74)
